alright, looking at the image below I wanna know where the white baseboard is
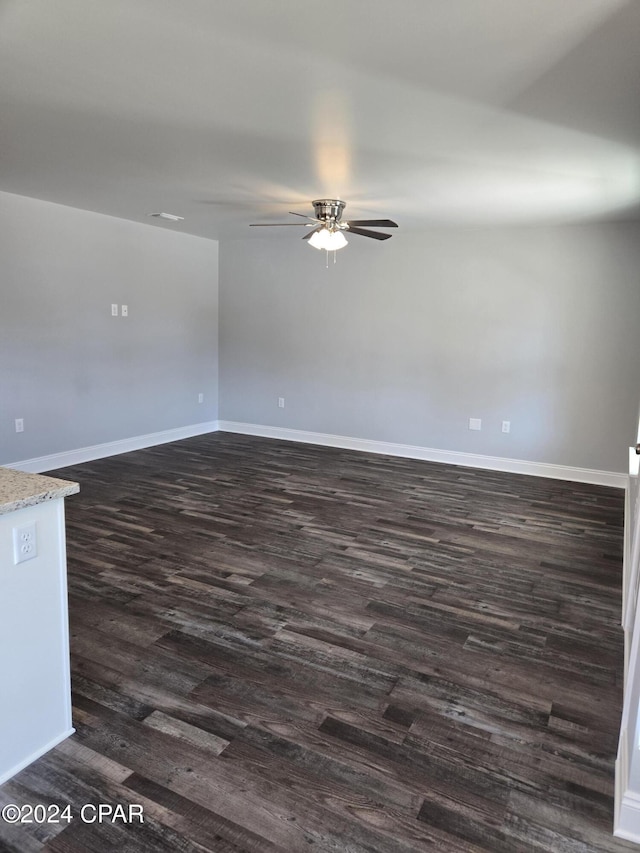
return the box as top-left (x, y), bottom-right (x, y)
top-left (615, 787), bottom-right (640, 845)
top-left (0, 727), bottom-right (75, 786)
top-left (5, 419), bottom-right (624, 488)
top-left (5, 421), bottom-right (220, 474)
top-left (218, 421), bottom-right (625, 489)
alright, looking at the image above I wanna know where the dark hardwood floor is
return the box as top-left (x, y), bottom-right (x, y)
top-left (0, 432), bottom-right (636, 852)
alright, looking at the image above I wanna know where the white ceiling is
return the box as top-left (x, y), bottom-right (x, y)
top-left (1, 0), bottom-right (639, 240)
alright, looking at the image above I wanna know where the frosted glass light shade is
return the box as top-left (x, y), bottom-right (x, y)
top-left (308, 228), bottom-right (348, 251)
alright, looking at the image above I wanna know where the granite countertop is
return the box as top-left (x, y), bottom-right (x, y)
top-left (0, 467), bottom-right (79, 515)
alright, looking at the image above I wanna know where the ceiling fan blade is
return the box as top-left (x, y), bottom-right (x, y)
top-left (289, 211), bottom-right (320, 222)
top-left (345, 219), bottom-right (398, 228)
top-left (250, 223), bottom-right (312, 227)
top-left (346, 226), bottom-right (393, 240)
top-left (302, 225), bottom-right (323, 241)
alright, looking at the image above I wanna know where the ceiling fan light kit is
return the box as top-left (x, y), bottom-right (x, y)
top-left (308, 227), bottom-right (348, 251)
top-left (250, 199), bottom-right (398, 259)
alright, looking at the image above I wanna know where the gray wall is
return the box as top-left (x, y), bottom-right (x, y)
top-left (3, 192), bottom-right (637, 475)
top-left (219, 223), bottom-right (640, 473)
top-left (0, 191), bottom-right (218, 465)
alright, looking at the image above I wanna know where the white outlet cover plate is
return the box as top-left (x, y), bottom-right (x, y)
top-left (469, 418), bottom-right (482, 431)
top-left (13, 521), bottom-right (37, 564)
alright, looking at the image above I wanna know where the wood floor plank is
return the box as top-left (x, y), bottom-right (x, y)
top-left (0, 433), bottom-right (636, 851)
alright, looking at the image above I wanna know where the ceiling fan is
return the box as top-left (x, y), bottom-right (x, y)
top-left (250, 199), bottom-right (398, 251)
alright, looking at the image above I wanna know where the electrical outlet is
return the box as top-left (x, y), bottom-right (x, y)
top-left (278, 397), bottom-right (285, 409)
top-left (469, 418), bottom-right (481, 431)
top-left (198, 393), bottom-right (204, 403)
top-left (13, 522), bottom-right (37, 564)
top-left (121, 304), bottom-right (128, 317)
top-left (15, 418), bottom-right (24, 433)
top-left (111, 303), bottom-right (118, 316)
top-left (502, 420), bottom-right (511, 434)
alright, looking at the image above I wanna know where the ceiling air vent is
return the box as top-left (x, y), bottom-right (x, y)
top-left (147, 212), bottom-right (184, 221)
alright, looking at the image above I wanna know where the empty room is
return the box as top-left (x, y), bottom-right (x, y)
top-left (2, 1), bottom-right (640, 851)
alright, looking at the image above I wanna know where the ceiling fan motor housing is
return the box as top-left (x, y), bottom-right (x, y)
top-left (312, 199), bottom-right (346, 224)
